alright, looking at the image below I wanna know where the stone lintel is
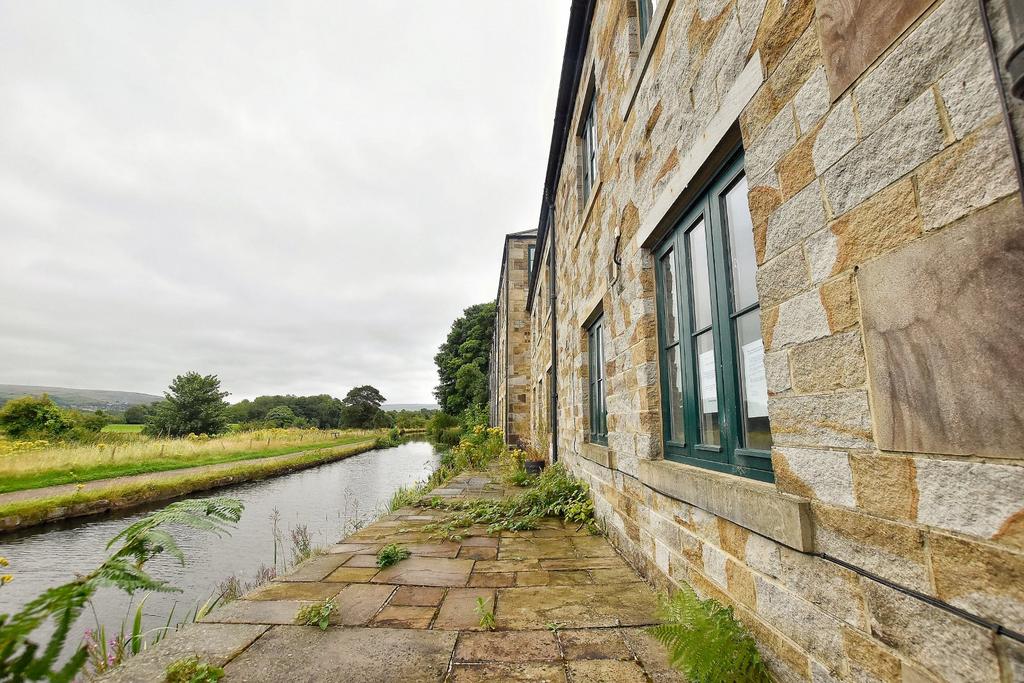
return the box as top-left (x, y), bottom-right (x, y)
top-left (638, 459), bottom-right (813, 551)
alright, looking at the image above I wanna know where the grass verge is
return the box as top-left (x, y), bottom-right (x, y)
top-left (100, 424), bottom-right (145, 434)
top-left (0, 439), bottom-right (379, 532)
top-left (0, 433), bottom-right (374, 494)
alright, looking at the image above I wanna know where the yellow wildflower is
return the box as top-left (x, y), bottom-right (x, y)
top-left (0, 575), bottom-right (12, 586)
top-left (0, 557), bottom-right (8, 567)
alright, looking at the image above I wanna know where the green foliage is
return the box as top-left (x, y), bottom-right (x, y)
top-left (433, 301), bottom-right (496, 415)
top-left (0, 496), bottom-right (243, 681)
top-left (339, 385), bottom-right (388, 429)
top-left (296, 598), bottom-right (336, 631)
top-left (123, 403), bottom-right (157, 425)
top-left (391, 408), bottom-right (437, 430)
top-left (426, 412), bottom-right (461, 444)
top-left (647, 586), bottom-right (772, 683)
top-left (474, 597), bottom-right (495, 631)
top-left (375, 427), bottom-right (403, 450)
top-left (226, 394), bottom-right (344, 428)
top-left (263, 405), bottom-right (304, 428)
top-left (165, 656), bottom-right (225, 683)
top-left (376, 543), bottom-right (411, 568)
top-left (426, 463), bottom-right (595, 539)
top-left (0, 395), bottom-right (71, 438)
top-left (144, 372), bottom-right (230, 438)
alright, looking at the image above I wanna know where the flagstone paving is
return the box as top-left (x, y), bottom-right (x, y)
top-left (103, 470), bottom-right (680, 682)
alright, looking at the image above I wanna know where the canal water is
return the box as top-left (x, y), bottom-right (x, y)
top-left (0, 438), bottom-right (443, 660)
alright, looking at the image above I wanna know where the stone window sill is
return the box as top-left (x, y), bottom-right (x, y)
top-left (638, 458), bottom-right (812, 552)
top-left (580, 442), bottom-right (613, 469)
top-left (620, 0), bottom-right (675, 121)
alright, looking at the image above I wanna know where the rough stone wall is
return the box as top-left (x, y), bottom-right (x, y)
top-left (523, 0), bottom-right (1024, 681)
top-left (490, 234), bottom-right (534, 447)
top-left (528, 236), bottom-right (553, 455)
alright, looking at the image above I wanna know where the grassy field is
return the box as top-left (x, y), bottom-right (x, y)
top-left (0, 428), bottom-right (378, 494)
top-left (0, 438), bottom-right (381, 531)
top-left (100, 423), bottom-right (145, 433)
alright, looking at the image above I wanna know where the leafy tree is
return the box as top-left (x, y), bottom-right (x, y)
top-left (340, 385), bottom-right (387, 428)
top-left (226, 394), bottom-right (344, 428)
top-left (0, 395), bottom-right (71, 438)
top-left (434, 301), bottom-right (495, 415)
top-left (144, 372), bottom-right (230, 437)
top-left (264, 405), bottom-right (303, 428)
top-left (124, 403), bottom-right (156, 425)
top-left (371, 410), bottom-right (395, 429)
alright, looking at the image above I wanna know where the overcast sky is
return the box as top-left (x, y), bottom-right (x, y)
top-left (0, 1), bottom-right (567, 404)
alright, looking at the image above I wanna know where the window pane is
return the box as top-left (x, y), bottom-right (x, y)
top-left (659, 251), bottom-right (679, 345)
top-left (725, 175), bottom-right (759, 311)
top-left (736, 310), bottom-right (771, 450)
top-left (695, 331), bottom-right (720, 445)
top-left (665, 343), bottom-right (684, 442)
top-left (687, 219), bottom-right (712, 331)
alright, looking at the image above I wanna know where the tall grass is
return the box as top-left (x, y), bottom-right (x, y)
top-left (0, 428), bottom-right (375, 493)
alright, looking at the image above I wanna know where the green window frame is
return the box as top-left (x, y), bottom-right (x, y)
top-left (587, 314), bottom-right (608, 446)
top-left (654, 150), bottom-right (773, 482)
top-left (637, 0), bottom-right (657, 44)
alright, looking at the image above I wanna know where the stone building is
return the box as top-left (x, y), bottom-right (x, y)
top-left (489, 229), bottom-right (536, 447)
top-left (489, 0), bottom-right (1024, 680)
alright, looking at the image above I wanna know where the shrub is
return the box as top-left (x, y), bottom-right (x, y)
top-left (648, 587), bottom-right (772, 683)
top-left (376, 543), bottom-right (411, 568)
top-left (165, 656), bottom-right (224, 682)
top-left (0, 395), bottom-right (71, 439)
top-left (296, 598), bottom-right (336, 631)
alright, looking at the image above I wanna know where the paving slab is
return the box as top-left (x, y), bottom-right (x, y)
top-left (224, 626), bottom-right (456, 682)
top-left (200, 599), bottom-right (303, 625)
top-left (344, 553), bottom-right (382, 567)
top-left (244, 581), bottom-right (344, 602)
top-left (496, 584), bottom-right (661, 629)
top-left (100, 624), bottom-right (268, 682)
top-left (390, 585), bottom-right (446, 606)
top-left (331, 583), bottom-right (395, 625)
top-left (371, 556), bottom-right (474, 587)
top-left (458, 545), bottom-right (497, 560)
top-left (558, 628), bottom-right (632, 660)
top-left (454, 630), bottom-right (560, 662)
top-left (275, 553), bottom-right (351, 581)
top-left (325, 566), bottom-right (379, 583)
top-left (372, 605), bottom-right (436, 628)
top-left (448, 662), bottom-right (567, 682)
top-left (566, 659), bottom-right (649, 682)
top-left (433, 588), bottom-right (494, 630)
top-left (468, 571), bottom-right (515, 587)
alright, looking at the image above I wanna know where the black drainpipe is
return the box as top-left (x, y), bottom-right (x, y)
top-left (547, 199), bottom-right (559, 464)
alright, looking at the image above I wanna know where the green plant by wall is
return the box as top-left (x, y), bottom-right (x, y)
top-left (0, 497), bottom-right (243, 681)
top-left (474, 597), bottom-right (495, 631)
top-left (296, 598), bottom-right (337, 631)
top-left (425, 463), bottom-right (595, 539)
top-left (164, 656), bottom-right (225, 683)
top-left (648, 586), bottom-right (772, 683)
top-left (376, 543), bottom-right (411, 568)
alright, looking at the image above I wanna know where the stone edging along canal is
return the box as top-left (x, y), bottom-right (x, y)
top-left (0, 439), bottom-right (381, 534)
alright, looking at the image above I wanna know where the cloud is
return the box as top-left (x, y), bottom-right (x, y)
top-left (0, 1), bottom-right (567, 402)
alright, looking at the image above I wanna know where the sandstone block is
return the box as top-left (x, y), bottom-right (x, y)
top-left (746, 104), bottom-right (797, 180)
top-left (778, 131), bottom-right (817, 199)
top-left (745, 531), bottom-right (783, 578)
top-left (857, 197), bottom-right (1024, 460)
top-left (808, 178), bottom-right (922, 282)
top-left (818, 274), bottom-right (858, 333)
top-left (917, 121), bottom-right (1017, 230)
top-left (849, 454), bottom-right (917, 521)
top-left (777, 545), bottom-right (865, 628)
top-left (811, 504), bottom-right (930, 591)
top-left (940, 47), bottom-right (1002, 140)
top-left (769, 287), bottom-right (831, 349)
top-left (929, 531), bottom-right (1024, 632)
top-left (862, 579), bottom-right (1000, 683)
top-left (773, 446), bottom-right (855, 507)
top-left (852, 0), bottom-right (982, 136)
top-left (767, 390), bottom-right (872, 449)
top-left (756, 245), bottom-right (810, 309)
top-left (789, 331), bottom-right (866, 393)
top-left (763, 349), bottom-right (792, 394)
top-left (824, 89), bottom-right (944, 216)
top-left (841, 627), bottom-right (901, 683)
top-left (754, 574), bottom-right (845, 669)
top-left (765, 182), bottom-right (826, 261)
top-left (811, 95), bottom-right (857, 175)
top-left (793, 65), bottom-right (830, 135)
top-left (915, 458), bottom-right (1024, 545)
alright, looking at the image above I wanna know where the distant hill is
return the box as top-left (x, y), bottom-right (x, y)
top-left (0, 384), bottom-right (162, 412)
top-left (382, 403), bottom-right (439, 412)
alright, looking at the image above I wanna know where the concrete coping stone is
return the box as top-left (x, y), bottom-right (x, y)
top-left (579, 442), bottom-right (613, 469)
top-left (638, 458), bottom-right (813, 551)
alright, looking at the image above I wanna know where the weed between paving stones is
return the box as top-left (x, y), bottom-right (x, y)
top-left (165, 656), bottom-right (224, 683)
top-left (296, 598), bottom-right (337, 631)
top-left (423, 464), bottom-right (596, 539)
top-left (376, 543), bottom-right (411, 568)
